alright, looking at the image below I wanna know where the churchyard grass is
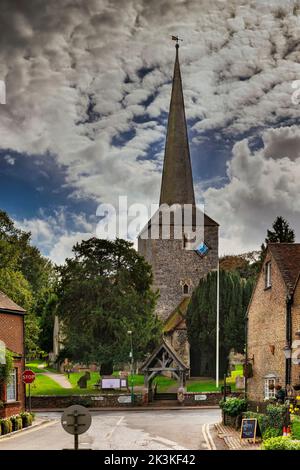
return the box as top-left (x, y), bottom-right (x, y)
top-left (30, 374), bottom-right (71, 396)
top-left (29, 364), bottom-right (243, 395)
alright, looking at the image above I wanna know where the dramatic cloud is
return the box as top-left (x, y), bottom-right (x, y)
top-left (203, 125), bottom-right (300, 254)
top-left (1, 0), bottom-right (300, 260)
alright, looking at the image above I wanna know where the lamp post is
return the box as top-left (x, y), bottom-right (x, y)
top-left (127, 330), bottom-right (134, 404)
top-left (283, 344), bottom-right (292, 388)
top-left (283, 344), bottom-right (292, 429)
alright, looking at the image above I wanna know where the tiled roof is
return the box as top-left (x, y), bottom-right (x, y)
top-left (269, 243), bottom-right (300, 295)
top-left (163, 296), bottom-right (190, 333)
top-left (0, 291), bottom-right (25, 313)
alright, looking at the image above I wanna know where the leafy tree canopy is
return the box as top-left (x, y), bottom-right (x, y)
top-left (0, 210), bottom-right (55, 293)
top-left (57, 237), bottom-right (161, 367)
top-left (0, 210), bottom-right (55, 356)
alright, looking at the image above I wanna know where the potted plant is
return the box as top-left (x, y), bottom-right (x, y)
top-left (219, 397), bottom-right (248, 429)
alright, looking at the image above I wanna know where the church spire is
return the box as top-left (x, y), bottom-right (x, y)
top-left (159, 42), bottom-right (195, 206)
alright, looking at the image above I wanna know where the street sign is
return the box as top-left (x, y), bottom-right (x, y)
top-left (61, 405), bottom-right (92, 450)
top-left (194, 394), bottom-right (207, 401)
top-left (22, 369), bottom-right (36, 384)
top-left (118, 395), bottom-right (131, 404)
top-left (23, 370), bottom-right (35, 414)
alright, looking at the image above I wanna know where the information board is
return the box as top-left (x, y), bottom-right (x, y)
top-left (240, 418), bottom-right (261, 443)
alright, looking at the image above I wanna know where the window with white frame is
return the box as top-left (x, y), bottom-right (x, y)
top-left (264, 377), bottom-right (276, 399)
top-left (265, 261), bottom-right (272, 289)
top-left (6, 368), bottom-right (17, 402)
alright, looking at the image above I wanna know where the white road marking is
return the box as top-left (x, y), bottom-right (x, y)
top-left (152, 435), bottom-right (186, 450)
top-left (206, 423), bottom-right (216, 450)
top-left (202, 424), bottom-right (211, 450)
top-left (105, 416), bottom-right (124, 440)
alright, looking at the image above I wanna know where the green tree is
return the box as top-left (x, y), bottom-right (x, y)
top-left (0, 268), bottom-right (41, 357)
top-left (0, 210), bottom-right (55, 356)
top-left (260, 216), bottom-right (295, 262)
top-left (57, 238), bottom-right (161, 368)
top-left (186, 270), bottom-right (254, 377)
top-left (0, 210), bottom-right (54, 294)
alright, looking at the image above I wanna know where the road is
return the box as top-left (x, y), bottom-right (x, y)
top-left (0, 409), bottom-right (221, 450)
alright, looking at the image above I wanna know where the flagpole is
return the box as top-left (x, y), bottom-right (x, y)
top-left (216, 253), bottom-right (220, 389)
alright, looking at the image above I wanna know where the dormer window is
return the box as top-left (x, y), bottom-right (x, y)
top-left (265, 261), bottom-right (272, 289)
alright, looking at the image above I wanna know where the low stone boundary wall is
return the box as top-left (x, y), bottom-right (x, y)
top-left (181, 392), bottom-right (242, 406)
top-left (32, 391), bottom-right (242, 409)
top-left (31, 393), bottom-right (144, 409)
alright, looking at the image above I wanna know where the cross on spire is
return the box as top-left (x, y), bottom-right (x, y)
top-left (171, 35), bottom-right (183, 49)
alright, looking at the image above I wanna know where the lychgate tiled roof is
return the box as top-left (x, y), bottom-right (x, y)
top-left (0, 291), bottom-right (25, 313)
top-left (269, 243), bottom-right (300, 295)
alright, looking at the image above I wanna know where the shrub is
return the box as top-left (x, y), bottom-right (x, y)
top-left (0, 351), bottom-right (14, 384)
top-left (1, 418), bottom-right (12, 435)
top-left (262, 436), bottom-right (300, 450)
top-left (10, 415), bottom-right (22, 431)
top-left (219, 398), bottom-right (248, 417)
top-left (262, 427), bottom-right (282, 439)
top-left (291, 416), bottom-right (300, 440)
top-left (244, 406), bottom-right (287, 438)
top-left (266, 404), bottom-right (287, 429)
top-left (20, 412), bottom-right (33, 428)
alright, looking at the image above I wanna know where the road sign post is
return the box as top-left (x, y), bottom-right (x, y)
top-left (22, 369), bottom-right (36, 413)
top-left (61, 405), bottom-right (92, 450)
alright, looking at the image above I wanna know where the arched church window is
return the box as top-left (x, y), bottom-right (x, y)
top-left (183, 284), bottom-right (189, 295)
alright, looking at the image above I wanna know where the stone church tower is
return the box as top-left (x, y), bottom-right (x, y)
top-left (138, 43), bottom-right (219, 376)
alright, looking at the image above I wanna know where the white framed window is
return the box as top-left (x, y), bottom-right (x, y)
top-left (6, 368), bottom-right (17, 402)
top-left (265, 261), bottom-right (272, 288)
top-left (264, 377), bottom-right (276, 399)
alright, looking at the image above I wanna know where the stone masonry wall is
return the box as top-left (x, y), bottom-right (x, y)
top-left (31, 394), bottom-right (144, 409)
top-left (138, 224), bottom-right (218, 322)
top-left (31, 392), bottom-right (238, 409)
top-left (247, 252), bottom-right (287, 402)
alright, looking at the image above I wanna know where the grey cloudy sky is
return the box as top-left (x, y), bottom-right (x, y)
top-left (1, 0), bottom-right (300, 262)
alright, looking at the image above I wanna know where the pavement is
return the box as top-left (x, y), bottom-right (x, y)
top-left (215, 423), bottom-right (261, 450)
top-left (42, 372), bottom-right (72, 389)
top-left (0, 409), bottom-right (222, 450)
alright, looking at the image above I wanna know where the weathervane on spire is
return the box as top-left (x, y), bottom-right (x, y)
top-left (171, 35), bottom-right (183, 48)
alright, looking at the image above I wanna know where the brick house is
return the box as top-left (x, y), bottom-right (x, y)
top-left (0, 291), bottom-right (26, 417)
top-left (247, 243), bottom-right (300, 404)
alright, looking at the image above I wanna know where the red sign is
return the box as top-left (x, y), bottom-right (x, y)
top-left (22, 369), bottom-right (36, 384)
